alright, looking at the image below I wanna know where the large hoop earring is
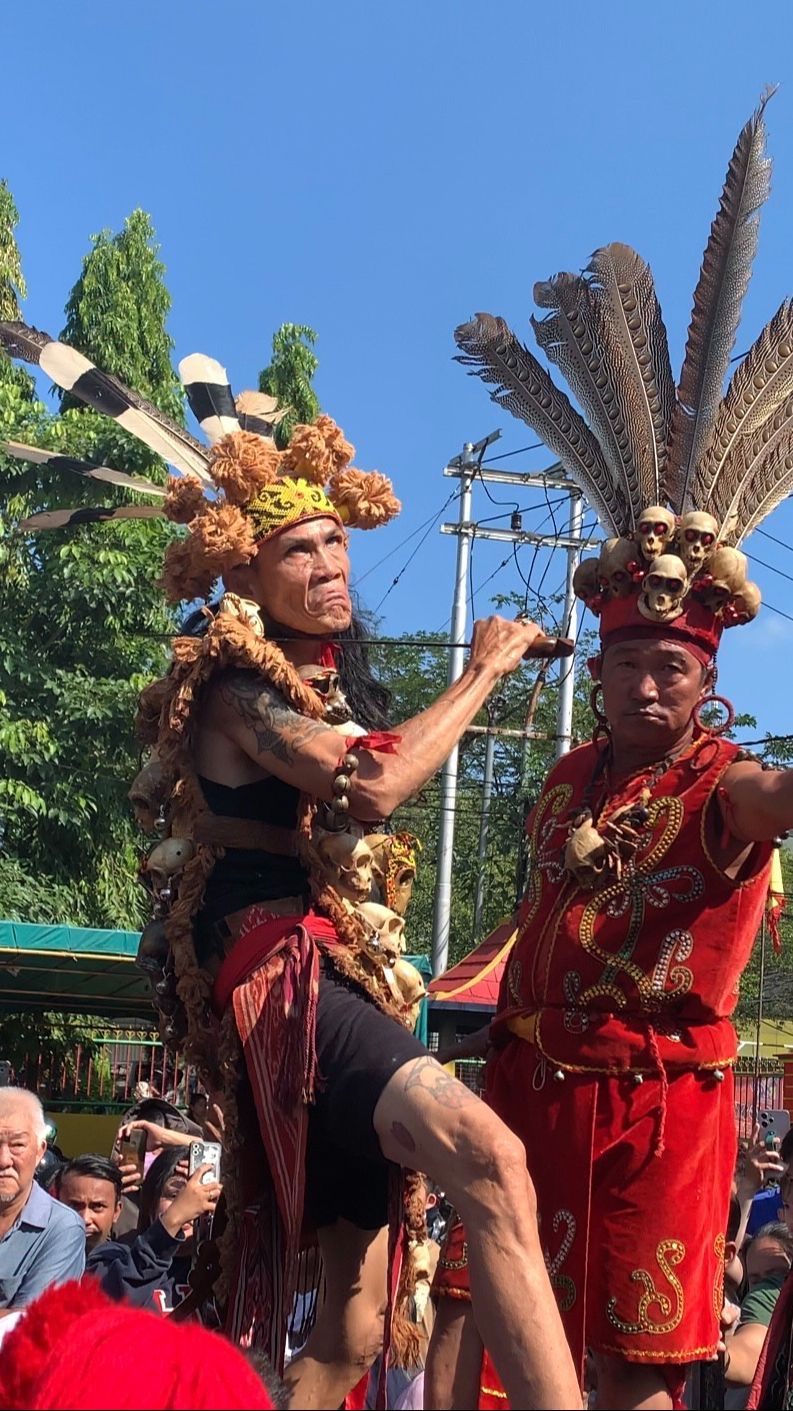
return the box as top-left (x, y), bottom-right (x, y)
top-left (693, 693), bottom-right (735, 737)
top-left (589, 682), bottom-right (610, 745)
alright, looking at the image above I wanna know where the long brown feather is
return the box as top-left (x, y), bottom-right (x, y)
top-left (584, 243), bottom-right (675, 506)
top-left (667, 92), bottom-right (773, 511)
top-left (454, 313), bottom-right (627, 534)
top-left (733, 431), bottom-right (793, 545)
top-left (695, 300), bottom-right (793, 510)
top-left (532, 272), bottom-right (642, 529)
top-left (711, 394), bottom-right (793, 535)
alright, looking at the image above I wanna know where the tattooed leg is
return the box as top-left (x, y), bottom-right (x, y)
top-left (374, 1056), bottom-right (580, 1410)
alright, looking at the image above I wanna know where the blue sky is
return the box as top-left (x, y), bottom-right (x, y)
top-left (6, 1), bottom-right (793, 737)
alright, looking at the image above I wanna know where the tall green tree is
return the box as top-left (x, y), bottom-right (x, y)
top-left (0, 197), bottom-right (178, 931)
top-left (60, 210), bottom-right (182, 420)
top-left (259, 322), bottom-right (320, 447)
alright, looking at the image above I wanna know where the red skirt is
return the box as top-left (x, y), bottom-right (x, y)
top-left (434, 1036), bottom-right (736, 1395)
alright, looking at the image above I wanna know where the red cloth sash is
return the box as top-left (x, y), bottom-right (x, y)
top-left (212, 911), bottom-right (338, 1014)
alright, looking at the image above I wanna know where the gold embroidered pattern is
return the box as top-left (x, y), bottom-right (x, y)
top-left (607, 1239), bottom-right (685, 1336)
top-left (576, 797), bottom-right (704, 1011)
top-left (543, 1209), bottom-right (577, 1314)
top-left (508, 783), bottom-right (572, 1006)
top-left (713, 1234), bottom-right (726, 1321)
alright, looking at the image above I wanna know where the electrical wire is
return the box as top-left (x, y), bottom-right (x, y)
top-left (481, 442), bottom-right (544, 464)
top-left (373, 489), bottom-right (460, 614)
top-left (354, 487), bottom-right (459, 587)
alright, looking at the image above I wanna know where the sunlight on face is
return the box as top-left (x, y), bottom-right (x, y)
top-left (601, 639), bottom-right (709, 750)
top-left (249, 517), bottom-right (352, 635)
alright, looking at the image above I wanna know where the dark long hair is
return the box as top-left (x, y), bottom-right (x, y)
top-left (138, 1148), bottom-right (183, 1231)
top-left (180, 599), bottom-right (391, 730)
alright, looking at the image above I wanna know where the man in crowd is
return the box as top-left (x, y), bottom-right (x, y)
top-left (432, 99), bottom-right (793, 1410)
top-left (54, 1155), bottom-right (123, 1252)
top-left (0, 1087), bottom-right (84, 1313)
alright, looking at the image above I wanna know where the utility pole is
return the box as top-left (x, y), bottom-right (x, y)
top-left (555, 491), bottom-right (583, 759)
top-left (431, 449), bottom-right (597, 977)
top-left (430, 441), bottom-right (479, 978)
top-left (472, 703), bottom-right (498, 944)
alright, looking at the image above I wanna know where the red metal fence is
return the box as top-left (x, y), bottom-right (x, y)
top-left (11, 1030), bottom-right (194, 1112)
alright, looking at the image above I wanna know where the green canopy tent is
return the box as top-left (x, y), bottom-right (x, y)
top-left (0, 922), bottom-right (433, 1031)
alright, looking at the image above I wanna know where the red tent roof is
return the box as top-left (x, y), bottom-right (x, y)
top-left (428, 918), bottom-right (517, 1010)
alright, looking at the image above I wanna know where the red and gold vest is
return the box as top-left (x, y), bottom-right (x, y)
top-left (495, 736), bottom-right (773, 1075)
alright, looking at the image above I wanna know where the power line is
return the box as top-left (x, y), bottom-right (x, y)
top-left (746, 552), bottom-right (793, 587)
top-left (354, 487), bottom-right (460, 588)
top-left (373, 491), bottom-right (460, 613)
top-left (481, 442), bottom-right (543, 464)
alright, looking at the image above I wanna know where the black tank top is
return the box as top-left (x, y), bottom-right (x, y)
top-left (196, 773), bottom-right (309, 931)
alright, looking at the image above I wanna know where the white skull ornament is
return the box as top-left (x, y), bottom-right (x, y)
top-left (358, 901), bottom-right (406, 963)
top-left (677, 511), bottom-right (719, 577)
top-left (637, 554), bottom-right (688, 623)
top-left (316, 832), bottom-right (375, 904)
top-left (564, 818), bottom-right (609, 890)
top-left (392, 957), bottom-right (426, 1026)
top-left (144, 837), bottom-right (196, 902)
top-left (726, 580), bottom-right (762, 626)
top-left (598, 538), bottom-right (640, 599)
top-left (697, 546), bottom-right (748, 614)
top-left (636, 507), bottom-right (676, 564)
top-left (573, 558), bottom-right (602, 606)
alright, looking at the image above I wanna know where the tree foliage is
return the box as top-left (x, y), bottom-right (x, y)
top-left (259, 322), bottom-right (320, 447)
top-left (0, 197), bottom-right (178, 930)
top-left (60, 210), bottom-right (183, 420)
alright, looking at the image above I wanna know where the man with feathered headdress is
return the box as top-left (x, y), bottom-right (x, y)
top-left (0, 346), bottom-right (581, 1407)
top-left (428, 95), bottom-right (793, 1411)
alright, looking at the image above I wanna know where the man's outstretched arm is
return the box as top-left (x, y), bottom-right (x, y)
top-left (207, 615), bottom-right (543, 821)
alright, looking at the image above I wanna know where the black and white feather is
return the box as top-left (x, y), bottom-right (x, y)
top-left (0, 321), bottom-right (212, 485)
top-left (19, 505), bottom-right (164, 531)
top-left (3, 441), bottom-right (167, 496)
top-left (178, 354), bottom-right (241, 444)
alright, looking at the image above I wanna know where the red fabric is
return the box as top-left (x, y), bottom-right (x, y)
top-left (344, 730), bottom-right (402, 754)
top-left (212, 911), bottom-right (337, 1014)
top-left (0, 1280), bottom-right (275, 1409)
top-left (225, 922), bottom-right (321, 1368)
top-left (497, 734), bottom-right (773, 1074)
top-left (598, 592), bottom-right (723, 661)
top-left (319, 641), bottom-right (340, 668)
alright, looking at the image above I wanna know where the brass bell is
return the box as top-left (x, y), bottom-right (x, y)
top-left (553, 1069), bottom-right (565, 1083)
top-left (331, 795), bottom-right (350, 814)
top-left (332, 774), bottom-right (351, 796)
top-left (633, 1073), bottom-right (644, 1085)
top-left (343, 752), bottom-right (360, 771)
top-left (713, 1068), bottom-right (725, 1083)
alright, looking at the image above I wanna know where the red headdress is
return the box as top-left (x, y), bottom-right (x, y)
top-left (0, 1280), bottom-right (276, 1410)
top-left (453, 93), bottom-right (793, 661)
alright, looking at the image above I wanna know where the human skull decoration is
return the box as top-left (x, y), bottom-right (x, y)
top-left (598, 538), bottom-right (641, 599)
top-left (392, 957), bottom-right (426, 1026)
top-left (129, 753), bottom-right (170, 833)
top-left (144, 837), bottom-right (196, 903)
top-left (358, 901), bottom-right (406, 964)
top-left (572, 558), bottom-right (602, 606)
top-left (696, 546), bottom-right (748, 614)
top-left (726, 580), bottom-right (762, 626)
top-left (316, 832), bottom-right (375, 904)
top-left (637, 554), bottom-right (688, 623)
top-left (365, 833), bottom-right (420, 916)
top-left (636, 507), bottom-right (677, 564)
top-left (677, 511), bottom-right (719, 578)
top-left (564, 818), bottom-right (609, 890)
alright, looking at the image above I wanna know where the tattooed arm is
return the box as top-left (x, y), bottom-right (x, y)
top-left (206, 615), bottom-right (544, 821)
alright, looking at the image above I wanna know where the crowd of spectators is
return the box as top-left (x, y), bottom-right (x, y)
top-left (4, 1076), bottom-right (793, 1409)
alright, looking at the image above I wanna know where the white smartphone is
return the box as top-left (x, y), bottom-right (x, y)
top-left (188, 1140), bottom-right (222, 1186)
top-left (759, 1109), bottom-right (791, 1144)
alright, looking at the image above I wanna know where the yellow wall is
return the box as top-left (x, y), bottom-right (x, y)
top-left (49, 1111), bottom-right (120, 1158)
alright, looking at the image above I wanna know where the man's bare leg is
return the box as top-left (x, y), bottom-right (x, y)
top-left (374, 1055), bottom-right (581, 1410)
top-left (594, 1355), bottom-right (671, 1410)
top-left (424, 1298), bottom-right (483, 1411)
top-left (284, 1221), bottom-right (388, 1409)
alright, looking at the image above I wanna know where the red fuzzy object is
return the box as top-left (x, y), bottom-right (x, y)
top-left (0, 1281), bottom-right (275, 1409)
top-left (599, 590), bottom-right (723, 663)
